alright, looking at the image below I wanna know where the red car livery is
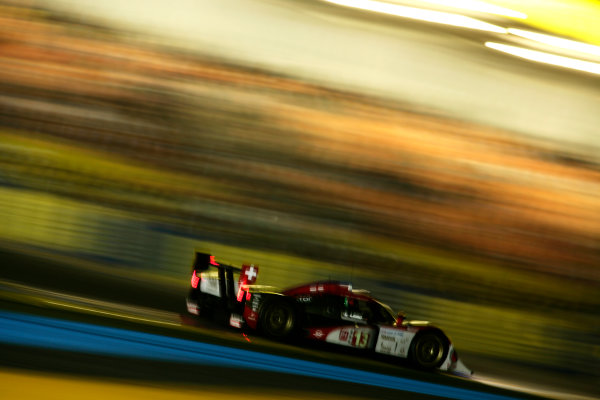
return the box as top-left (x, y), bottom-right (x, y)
top-left (186, 252), bottom-right (471, 375)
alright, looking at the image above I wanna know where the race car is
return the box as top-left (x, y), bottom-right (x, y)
top-left (186, 251), bottom-right (471, 376)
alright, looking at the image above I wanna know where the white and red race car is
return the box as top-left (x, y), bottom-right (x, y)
top-left (186, 252), bottom-right (471, 376)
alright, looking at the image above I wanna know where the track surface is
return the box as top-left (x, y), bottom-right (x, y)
top-left (1, 249), bottom-right (597, 400)
top-left (1, 308), bottom-right (530, 400)
top-left (0, 301), bottom-right (539, 400)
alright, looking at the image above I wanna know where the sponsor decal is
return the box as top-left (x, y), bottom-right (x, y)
top-left (229, 314), bottom-right (243, 328)
top-left (199, 273), bottom-right (221, 297)
top-left (342, 311), bottom-right (364, 321)
top-left (251, 294), bottom-right (261, 311)
top-left (186, 298), bottom-right (199, 315)
top-left (336, 328), bottom-right (371, 348)
top-left (379, 327), bottom-right (405, 337)
top-left (243, 308), bottom-right (259, 330)
top-left (375, 327), bottom-right (415, 357)
top-left (379, 340), bottom-right (394, 354)
top-left (244, 265), bottom-right (257, 281)
top-left (339, 329), bottom-right (351, 342)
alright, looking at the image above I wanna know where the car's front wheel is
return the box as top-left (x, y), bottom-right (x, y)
top-left (409, 332), bottom-right (448, 369)
top-left (260, 300), bottom-right (296, 339)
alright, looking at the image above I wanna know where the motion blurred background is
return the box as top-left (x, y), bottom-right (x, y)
top-left (0, 0), bottom-right (598, 388)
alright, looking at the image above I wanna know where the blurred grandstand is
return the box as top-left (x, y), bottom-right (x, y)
top-left (0, 1), bottom-right (598, 377)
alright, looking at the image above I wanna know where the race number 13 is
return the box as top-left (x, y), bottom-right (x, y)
top-left (352, 331), bottom-right (369, 348)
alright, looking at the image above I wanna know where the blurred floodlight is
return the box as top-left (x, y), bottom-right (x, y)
top-left (323, 0), bottom-right (507, 33)
top-left (415, 0), bottom-right (526, 19)
top-left (485, 42), bottom-right (600, 75)
top-left (508, 28), bottom-right (600, 57)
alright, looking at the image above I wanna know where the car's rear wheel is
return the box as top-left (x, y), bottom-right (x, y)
top-left (260, 300), bottom-right (296, 339)
top-left (409, 332), bottom-right (448, 369)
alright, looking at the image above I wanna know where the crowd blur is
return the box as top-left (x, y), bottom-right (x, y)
top-left (0, 2), bottom-right (598, 376)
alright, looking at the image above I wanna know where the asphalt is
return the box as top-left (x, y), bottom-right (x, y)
top-left (2, 248), bottom-right (594, 400)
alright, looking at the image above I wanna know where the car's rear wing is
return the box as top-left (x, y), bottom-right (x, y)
top-left (191, 251), bottom-right (259, 305)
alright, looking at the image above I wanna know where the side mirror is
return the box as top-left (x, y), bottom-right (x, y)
top-left (396, 311), bottom-right (406, 324)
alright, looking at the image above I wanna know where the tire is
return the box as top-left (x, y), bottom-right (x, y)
top-left (260, 300), bottom-right (296, 339)
top-left (409, 332), bottom-right (448, 369)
